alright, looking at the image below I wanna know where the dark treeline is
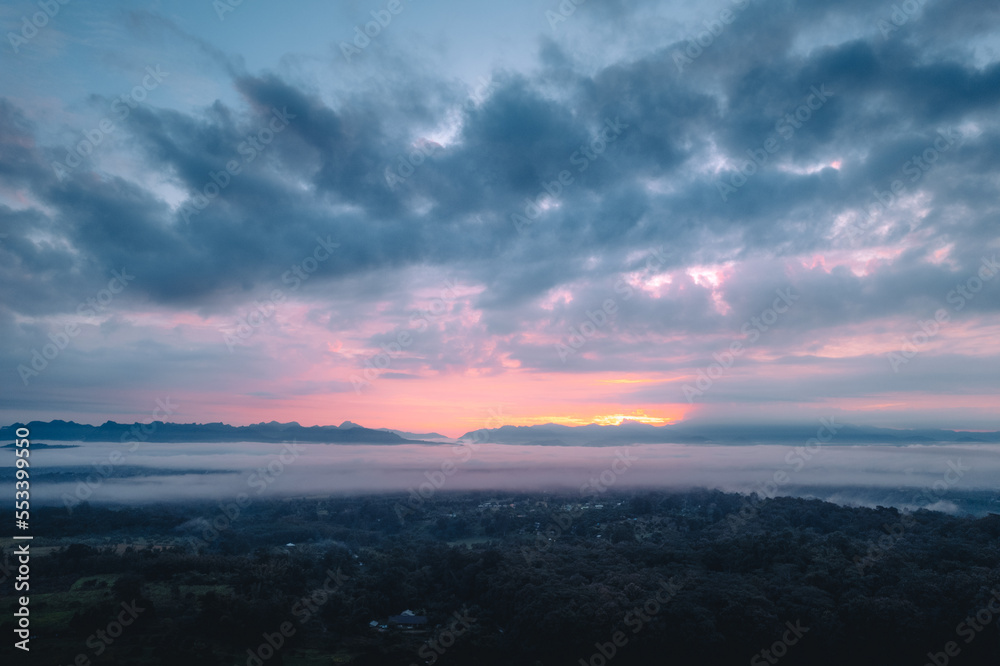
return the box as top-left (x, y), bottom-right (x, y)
top-left (3, 489), bottom-right (1000, 665)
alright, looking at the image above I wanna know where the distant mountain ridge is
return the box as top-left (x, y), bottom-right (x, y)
top-left (376, 428), bottom-right (451, 441)
top-left (455, 421), bottom-right (1000, 446)
top-left (3, 419), bottom-right (998, 446)
top-left (0, 420), bottom-right (413, 444)
top-left (344, 421), bottom-right (450, 441)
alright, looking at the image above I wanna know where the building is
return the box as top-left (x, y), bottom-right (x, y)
top-left (388, 610), bottom-right (428, 626)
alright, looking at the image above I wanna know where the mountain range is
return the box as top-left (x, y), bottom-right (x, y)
top-left (2, 419), bottom-right (998, 446)
top-left (454, 421), bottom-right (1000, 446)
top-left (0, 420), bottom-right (410, 444)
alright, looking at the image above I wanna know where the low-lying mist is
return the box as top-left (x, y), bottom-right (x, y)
top-left (7, 441), bottom-right (1000, 515)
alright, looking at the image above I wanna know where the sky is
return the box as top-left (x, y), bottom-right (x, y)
top-left (1, 0), bottom-right (999, 436)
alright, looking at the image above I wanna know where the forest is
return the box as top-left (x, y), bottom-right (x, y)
top-left (3, 489), bottom-right (1000, 665)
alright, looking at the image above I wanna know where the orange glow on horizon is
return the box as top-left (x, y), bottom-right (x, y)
top-left (592, 409), bottom-right (674, 426)
top-left (173, 369), bottom-right (692, 438)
